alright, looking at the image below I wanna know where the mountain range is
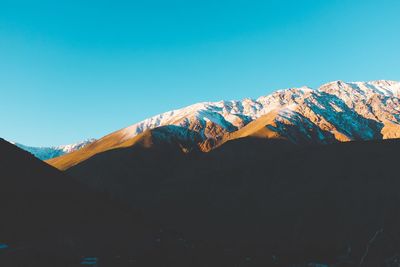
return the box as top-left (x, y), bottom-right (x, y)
top-left (40, 80), bottom-right (400, 169)
top-left (4, 79), bottom-right (400, 266)
top-left (17, 80), bottom-right (400, 163)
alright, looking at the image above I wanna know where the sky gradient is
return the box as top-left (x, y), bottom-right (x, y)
top-left (1, 0), bottom-right (399, 146)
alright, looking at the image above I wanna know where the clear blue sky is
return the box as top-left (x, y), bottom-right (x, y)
top-left (0, 0), bottom-right (399, 146)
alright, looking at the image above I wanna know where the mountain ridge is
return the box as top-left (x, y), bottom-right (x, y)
top-left (47, 80), bottom-right (400, 170)
top-left (113, 79), bottom-right (400, 143)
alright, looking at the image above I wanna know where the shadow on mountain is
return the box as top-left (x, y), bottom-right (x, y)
top-left (312, 92), bottom-right (384, 140)
top-left (271, 111), bottom-right (337, 144)
top-left (65, 131), bottom-right (400, 266)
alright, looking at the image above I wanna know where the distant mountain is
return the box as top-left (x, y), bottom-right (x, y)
top-left (47, 80), bottom-right (400, 170)
top-left (13, 139), bottom-right (95, 160)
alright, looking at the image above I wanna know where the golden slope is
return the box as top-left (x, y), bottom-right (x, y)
top-left (48, 112), bottom-right (285, 170)
top-left (381, 121), bottom-right (400, 139)
top-left (197, 112), bottom-right (284, 152)
top-left (226, 111), bottom-right (282, 140)
top-left (47, 129), bottom-right (154, 170)
top-left (47, 125), bottom-right (201, 170)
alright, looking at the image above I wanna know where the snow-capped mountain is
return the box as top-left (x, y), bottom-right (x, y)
top-left (115, 80), bottom-right (400, 144)
top-left (47, 80), bottom-right (400, 169)
top-left (14, 139), bottom-right (96, 160)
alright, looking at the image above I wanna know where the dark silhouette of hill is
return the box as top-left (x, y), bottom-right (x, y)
top-left (66, 132), bottom-right (400, 266)
top-left (0, 138), bottom-right (212, 266)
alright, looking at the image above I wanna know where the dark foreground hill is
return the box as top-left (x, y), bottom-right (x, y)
top-left (0, 138), bottom-right (214, 267)
top-left (66, 134), bottom-right (400, 266)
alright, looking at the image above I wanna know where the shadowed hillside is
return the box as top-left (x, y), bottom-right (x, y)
top-left (0, 138), bottom-right (216, 266)
top-left (66, 135), bottom-right (400, 266)
top-left (5, 133), bottom-right (400, 266)
top-left (47, 125), bottom-right (202, 170)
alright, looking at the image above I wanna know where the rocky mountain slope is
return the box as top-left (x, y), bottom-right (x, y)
top-left (47, 80), bottom-right (400, 170)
